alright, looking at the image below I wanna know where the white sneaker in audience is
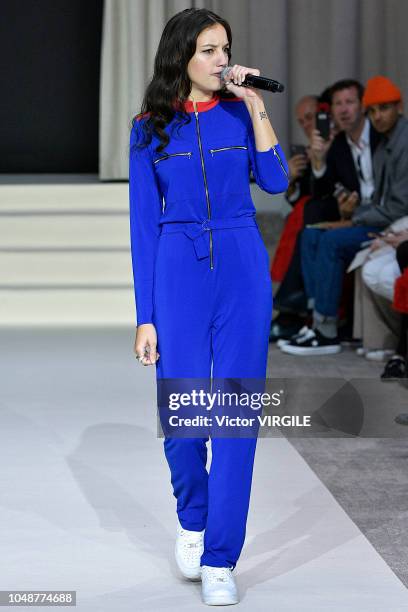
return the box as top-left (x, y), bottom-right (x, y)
top-left (356, 347), bottom-right (366, 356)
top-left (201, 565), bottom-right (239, 605)
top-left (365, 349), bottom-right (394, 362)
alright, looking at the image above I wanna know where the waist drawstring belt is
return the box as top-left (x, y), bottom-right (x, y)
top-left (160, 217), bottom-right (258, 260)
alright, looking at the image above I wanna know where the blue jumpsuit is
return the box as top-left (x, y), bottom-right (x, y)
top-left (129, 94), bottom-right (289, 570)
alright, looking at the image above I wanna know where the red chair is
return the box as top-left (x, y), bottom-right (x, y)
top-left (393, 268), bottom-right (408, 314)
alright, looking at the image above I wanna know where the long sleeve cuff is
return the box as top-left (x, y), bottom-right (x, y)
top-left (135, 282), bottom-right (155, 326)
top-left (252, 143), bottom-right (289, 194)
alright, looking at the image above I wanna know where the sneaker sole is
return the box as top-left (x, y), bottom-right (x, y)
top-left (281, 344), bottom-right (342, 356)
top-left (203, 594), bottom-right (239, 605)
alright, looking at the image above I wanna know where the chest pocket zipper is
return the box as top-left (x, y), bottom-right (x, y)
top-left (209, 146), bottom-right (248, 156)
top-left (153, 152), bottom-right (192, 164)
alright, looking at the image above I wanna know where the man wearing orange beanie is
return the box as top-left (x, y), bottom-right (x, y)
top-left (282, 76), bottom-right (408, 356)
top-left (353, 75), bottom-right (406, 226)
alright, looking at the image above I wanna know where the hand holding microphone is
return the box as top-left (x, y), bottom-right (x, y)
top-left (221, 64), bottom-right (284, 155)
top-left (221, 65), bottom-right (285, 96)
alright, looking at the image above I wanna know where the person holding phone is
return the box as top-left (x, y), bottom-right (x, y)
top-left (129, 8), bottom-right (289, 605)
top-left (286, 95), bottom-right (318, 204)
top-left (307, 79), bottom-right (381, 225)
top-left (270, 95), bottom-right (318, 341)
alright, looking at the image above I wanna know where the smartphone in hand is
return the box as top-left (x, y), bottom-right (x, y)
top-left (316, 109), bottom-right (331, 140)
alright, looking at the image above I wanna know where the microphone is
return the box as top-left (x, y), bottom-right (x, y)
top-left (221, 66), bottom-right (285, 93)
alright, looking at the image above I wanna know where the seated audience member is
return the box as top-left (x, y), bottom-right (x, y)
top-left (270, 95), bottom-right (318, 340)
top-left (286, 95), bottom-right (318, 205)
top-left (353, 218), bottom-right (408, 361)
top-left (390, 243), bottom-right (408, 426)
top-left (281, 75), bottom-right (408, 356)
top-left (304, 79), bottom-right (381, 226)
top-left (380, 237), bottom-right (408, 378)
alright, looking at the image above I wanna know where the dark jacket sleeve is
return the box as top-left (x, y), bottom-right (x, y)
top-left (285, 165), bottom-right (313, 206)
top-left (129, 119), bottom-right (163, 325)
top-left (310, 140), bottom-right (338, 199)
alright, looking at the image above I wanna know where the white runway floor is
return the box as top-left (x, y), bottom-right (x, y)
top-left (1, 327), bottom-right (407, 611)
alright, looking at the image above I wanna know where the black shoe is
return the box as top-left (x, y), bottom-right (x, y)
top-left (395, 413), bottom-right (408, 425)
top-left (280, 327), bottom-right (341, 356)
top-left (381, 356), bottom-right (406, 380)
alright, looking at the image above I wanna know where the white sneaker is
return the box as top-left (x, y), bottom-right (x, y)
top-left (201, 565), bottom-right (239, 606)
top-left (365, 349), bottom-right (394, 362)
top-left (175, 521), bottom-right (204, 581)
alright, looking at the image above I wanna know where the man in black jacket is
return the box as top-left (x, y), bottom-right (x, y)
top-left (305, 79), bottom-right (382, 224)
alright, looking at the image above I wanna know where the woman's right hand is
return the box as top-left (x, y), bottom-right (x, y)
top-left (134, 324), bottom-right (160, 366)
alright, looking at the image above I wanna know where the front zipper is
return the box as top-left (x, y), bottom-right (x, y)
top-left (209, 145), bottom-right (248, 156)
top-left (194, 108), bottom-right (214, 270)
top-left (153, 152), bottom-right (192, 164)
top-left (272, 145), bottom-right (289, 179)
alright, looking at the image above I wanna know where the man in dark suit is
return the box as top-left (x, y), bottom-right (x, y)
top-left (305, 79), bottom-right (382, 225)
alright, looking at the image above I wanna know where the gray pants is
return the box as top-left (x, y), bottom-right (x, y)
top-left (353, 268), bottom-right (400, 350)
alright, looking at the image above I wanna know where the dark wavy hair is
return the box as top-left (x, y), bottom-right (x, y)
top-left (131, 8), bottom-right (234, 153)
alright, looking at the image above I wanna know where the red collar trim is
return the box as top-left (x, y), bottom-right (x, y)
top-left (174, 94), bottom-right (220, 113)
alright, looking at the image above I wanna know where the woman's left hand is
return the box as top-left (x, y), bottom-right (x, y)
top-left (223, 64), bottom-right (263, 102)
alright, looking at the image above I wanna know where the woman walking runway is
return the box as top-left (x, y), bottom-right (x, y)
top-left (129, 8), bottom-right (288, 605)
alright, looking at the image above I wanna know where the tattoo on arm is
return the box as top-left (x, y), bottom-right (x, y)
top-left (259, 111), bottom-right (268, 120)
